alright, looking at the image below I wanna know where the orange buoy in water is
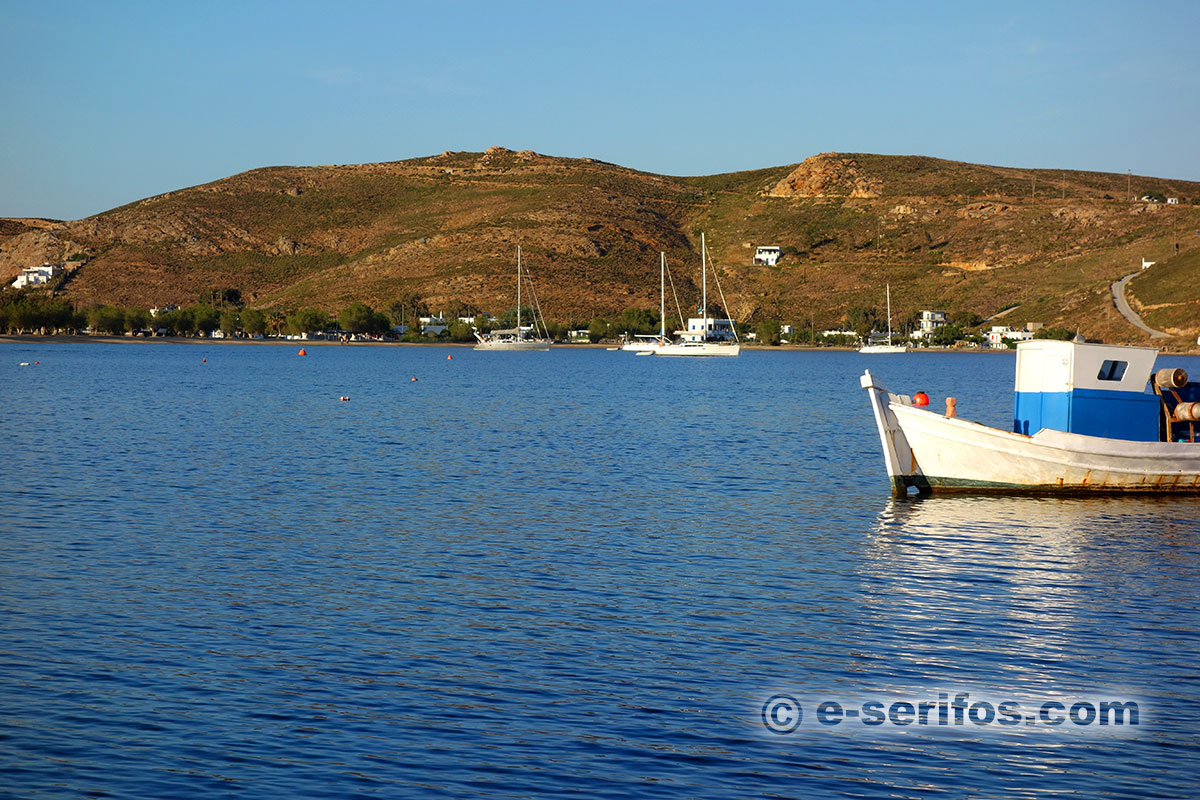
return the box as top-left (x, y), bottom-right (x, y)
top-left (298, 348), bottom-right (307, 356)
top-left (447, 354), bottom-right (453, 360)
top-left (202, 358), bottom-right (206, 363)
top-left (411, 376), bottom-right (418, 382)
top-left (912, 391), bottom-right (930, 407)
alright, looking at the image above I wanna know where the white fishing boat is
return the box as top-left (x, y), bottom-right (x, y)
top-left (621, 252), bottom-right (673, 353)
top-left (474, 246), bottom-right (552, 351)
top-left (657, 233), bottom-right (740, 357)
top-left (859, 284), bottom-right (909, 353)
top-left (861, 339), bottom-right (1200, 495)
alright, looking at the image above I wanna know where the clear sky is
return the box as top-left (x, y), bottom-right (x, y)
top-left (3, 0), bottom-right (1197, 220)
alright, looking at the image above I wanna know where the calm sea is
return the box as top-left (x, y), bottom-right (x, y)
top-left (3, 342), bottom-right (1199, 798)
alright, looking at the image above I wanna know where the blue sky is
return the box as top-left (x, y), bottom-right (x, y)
top-left (3, 0), bottom-right (1197, 220)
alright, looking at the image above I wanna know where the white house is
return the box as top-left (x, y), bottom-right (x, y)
top-left (1167, 198), bottom-right (1180, 205)
top-left (1142, 258), bottom-right (1155, 270)
top-left (754, 246), bottom-right (782, 266)
top-left (912, 309), bottom-right (947, 340)
top-left (11, 263), bottom-right (60, 289)
top-left (987, 325), bottom-right (1034, 347)
top-left (681, 317), bottom-right (737, 342)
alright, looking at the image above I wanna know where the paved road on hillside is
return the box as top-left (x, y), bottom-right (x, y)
top-left (1111, 271), bottom-right (1170, 339)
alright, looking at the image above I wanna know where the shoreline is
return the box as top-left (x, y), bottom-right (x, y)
top-left (1, 334), bottom-right (1193, 354)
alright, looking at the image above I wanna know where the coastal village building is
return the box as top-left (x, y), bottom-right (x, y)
top-left (681, 317), bottom-right (737, 342)
top-left (753, 246), bottom-right (781, 266)
top-left (911, 309), bottom-right (948, 340)
top-left (11, 263), bottom-right (61, 289)
top-left (987, 325), bottom-right (1036, 347)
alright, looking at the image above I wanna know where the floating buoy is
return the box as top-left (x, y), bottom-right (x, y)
top-left (298, 348), bottom-right (307, 356)
top-left (34, 361), bottom-right (39, 365)
top-left (447, 354), bottom-right (453, 360)
top-left (339, 396), bottom-right (350, 402)
top-left (202, 358), bottom-right (206, 363)
top-left (411, 376), bottom-right (418, 382)
top-left (913, 391), bottom-right (930, 407)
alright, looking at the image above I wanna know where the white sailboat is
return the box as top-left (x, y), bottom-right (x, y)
top-left (859, 284), bottom-right (909, 354)
top-left (621, 252), bottom-right (672, 353)
top-left (657, 233), bottom-right (740, 357)
top-left (474, 246), bottom-right (552, 351)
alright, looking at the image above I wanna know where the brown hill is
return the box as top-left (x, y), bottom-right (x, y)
top-left (2, 148), bottom-right (1199, 344)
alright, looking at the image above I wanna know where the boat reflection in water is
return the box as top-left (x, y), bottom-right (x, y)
top-left (853, 494), bottom-right (1199, 709)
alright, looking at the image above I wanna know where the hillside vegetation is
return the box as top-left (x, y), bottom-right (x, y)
top-left (2, 148), bottom-right (1198, 346)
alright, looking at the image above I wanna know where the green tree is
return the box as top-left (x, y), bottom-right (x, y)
top-left (930, 323), bottom-right (964, 347)
top-left (543, 320), bottom-right (569, 341)
top-left (338, 302), bottom-right (390, 334)
top-left (241, 308), bottom-right (267, 336)
top-left (192, 306), bottom-right (220, 335)
top-left (287, 308), bottom-right (332, 336)
top-left (445, 321), bottom-right (475, 343)
top-left (587, 317), bottom-right (611, 343)
top-left (219, 309), bottom-right (241, 335)
top-left (842, 306), bottom-right (879, 337)
top-left (125, 307), bottom-right (151, 332)
top-left (755, 319), bottom-right (782, 346)
top-left (87, 305), bottom-right (128, 335)
top-left (617, 307), bottom-right (658, 336)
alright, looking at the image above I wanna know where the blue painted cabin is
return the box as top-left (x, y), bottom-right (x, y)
top-left (1013, 340), bottom-right (1160, 441)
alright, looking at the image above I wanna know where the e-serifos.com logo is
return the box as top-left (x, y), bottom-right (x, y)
top-left (760, 692), bottom-right (1142, 734)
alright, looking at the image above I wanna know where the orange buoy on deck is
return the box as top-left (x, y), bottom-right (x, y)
top-left (913, 391), bottom-right (930, 407)
top-left (298, 348), bottom-right (307, 356)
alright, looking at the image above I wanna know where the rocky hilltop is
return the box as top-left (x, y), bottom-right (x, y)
top-left (3, 148), bottom-right (1199, 344)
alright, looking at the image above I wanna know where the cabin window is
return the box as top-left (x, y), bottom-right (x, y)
top-left (1097, 360), bottom-right (1127, 381)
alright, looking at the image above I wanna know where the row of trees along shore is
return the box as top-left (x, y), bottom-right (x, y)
top-left (0, 288), bottom-right (1072, 346)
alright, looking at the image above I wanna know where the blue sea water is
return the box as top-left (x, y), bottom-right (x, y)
top-left (2, 342), bottom-right (1199, 798)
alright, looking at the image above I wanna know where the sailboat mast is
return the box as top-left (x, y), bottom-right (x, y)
top-left (516, 246), bottom-right (522, 336)
top-left (660, 252), bottom-right (666, 339)
top-left (701, 232), bottom-right (708, 341)
top-left (886, 283), bottom-right (892, 345)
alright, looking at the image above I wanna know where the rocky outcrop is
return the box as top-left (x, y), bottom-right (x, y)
top-left (767, 153), bottom-right (882, 198)
top-left (956, 202), bottom-right (1011, 219)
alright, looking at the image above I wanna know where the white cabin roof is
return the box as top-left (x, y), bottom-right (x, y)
top-left (1015, 340), bottom-right (1157, 394)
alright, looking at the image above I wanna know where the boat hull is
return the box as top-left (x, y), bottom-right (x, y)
top-left (655, 342), bottom-right (740, 357)
top-left (620, 340), bottom-right (667, 352)
top-left (473, 338), bottom-right (550, 351)
top-left (861, 370), bottom-right (1200, 495)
